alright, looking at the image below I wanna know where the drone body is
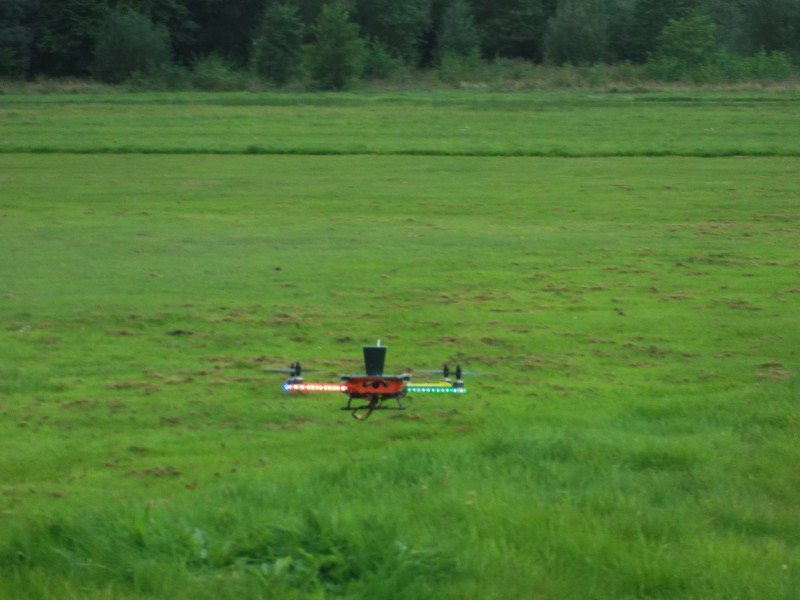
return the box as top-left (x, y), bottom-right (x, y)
top-left (274, 341), bottom-right (468, 420)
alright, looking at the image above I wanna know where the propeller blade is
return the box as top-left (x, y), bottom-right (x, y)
top-left (413, 365), bottom-right (486, 378)
top-left (266, 362), bottom-right (320, 377)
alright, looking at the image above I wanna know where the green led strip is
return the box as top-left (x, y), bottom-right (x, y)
top-left (403, 385), bottom-right (467, 394)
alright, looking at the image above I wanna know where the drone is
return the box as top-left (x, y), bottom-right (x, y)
top-left (269, 340), bottom-right (472, 421)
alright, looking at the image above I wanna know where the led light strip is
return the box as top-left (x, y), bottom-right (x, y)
top-left (283, 383), bottom-right (348, 393)
top-left (283, 382), bottom-right (467, 394)
top-left (403, 385), bottom-right (467, 394)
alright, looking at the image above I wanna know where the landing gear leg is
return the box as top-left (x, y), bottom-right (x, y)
top-left (350, 395), bottom-right (379, 421)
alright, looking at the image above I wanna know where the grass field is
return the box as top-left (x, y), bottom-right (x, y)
top-left (1, 91), bottom-right (798, 598)
top-left (2, 91), bottom-right (800, 157)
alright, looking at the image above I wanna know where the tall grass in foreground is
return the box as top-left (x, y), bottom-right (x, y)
top-left (2, 379), bottom-right (798, 598)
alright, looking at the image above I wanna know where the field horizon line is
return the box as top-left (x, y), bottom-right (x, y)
top-left (4, 147), bottom-right (798, 158)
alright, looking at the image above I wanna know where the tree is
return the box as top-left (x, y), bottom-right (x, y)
top-left (252, 2), bottom-right (305, 85)
top-left (599, 0), bottom-right (637, 63)
top-left (472, 0), bottom-right (558, 62)
top-left (29, 0), bottom-right (103, 76)
top-left (305, 2), bottom-right (365, 90)
top-left (437, 0), bottom-right (481, 61)
top-left (92, 7), bottom-right (172, 83)
top-left (179, 0), bottom-right (263, 67)
top-left (0, 0), bottom-right (35, 77)
top-left (362, 37), bottom-right (404, 79)
top-left (544, 0), bottom-right (610, 65)
top-left (699, 0), bottom-right (748, 55)
top-left (742, 0), bottom-right (800, 59)
top-left (654, 12), bottom-right (717, 70)
top-left (627, 0), bottom-right (699, 62)
top-left (354, 0), bottom-right (431, 64)
top-left (125, 0), bottom-right (197, 67)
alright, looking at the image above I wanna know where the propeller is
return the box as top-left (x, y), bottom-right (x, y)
top-left (266, 361), bottom-right (308, 379)
top-left (415, 363), bottom-right (484, 380)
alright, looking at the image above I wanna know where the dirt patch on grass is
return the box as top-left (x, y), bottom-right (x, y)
top-left (127, 465), bottom-right (182, 478)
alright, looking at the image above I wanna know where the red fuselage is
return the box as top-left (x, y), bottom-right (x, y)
top-left (342, 376), bottom-right (406, 396)
top-left (282, 376), bottom-right (407, 397)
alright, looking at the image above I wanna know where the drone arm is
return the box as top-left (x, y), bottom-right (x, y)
top-left (283, 382), bottom-right (348, 393)
top-left (403, 384), bottom-right (467, 394)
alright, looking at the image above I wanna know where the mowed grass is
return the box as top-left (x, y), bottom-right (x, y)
top-left (0, 92), bottom-right (799, 598)
top-left (2, 91), bottom-right (800, 156)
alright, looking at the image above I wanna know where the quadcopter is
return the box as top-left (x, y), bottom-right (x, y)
top-left (269, 340), bottom-right (471, 421)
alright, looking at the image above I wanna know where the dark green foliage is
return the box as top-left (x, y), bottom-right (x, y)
top-left (438, 47), bottom-right (485, 82)
top-left (743, 0), bottom-right (800, 59)
top-left (648, 47), bottom-right (795, 83)
top-left (354, 0), bottom-right (432, 64)
top-left (437, 0), bottom-right (481, 61)
top-left (2, 0), bottom-right (799, 85)
top-left (92, 7), bottom-right (172, 84)
top-left (30, 0), bottom-right (105, 76)
top-left (252, 2), bottom-right (305, 86)
top-left (126, 0), bottom-right (197, 67)
top-left (644, 8), bottom-right (796, 84)
top-left (305, 3), bottom-right (365, 90)
top-left (627, 0), bottom-right (699, 62)
top-left (700, 0), bottom-right (749, 55)
top-left (0, 28), bottom-right (31, 79)
top-left (190, 53), bottom-right (247, 90)
top-left (605, 0), bottom-right (637, 62)
top-left (178, 0), bottom-right (263, 67)
top-left (544, 0), bottom-right (610, 65)
top-left (653, 12), bottom-right (717, 71)
top-left (472, 0), bottom-right (558, 62)
top-left (362, 38), bottom-right (405, 79)
top-left (0, 0), bottom-right (36, 77)
top-left (744, 48), bottom-right (795, 80)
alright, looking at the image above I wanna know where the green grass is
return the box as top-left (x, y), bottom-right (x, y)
top-left (2, 91), bottom-right (800, 156)
top-left (0, 91), bottom-right (798, 598)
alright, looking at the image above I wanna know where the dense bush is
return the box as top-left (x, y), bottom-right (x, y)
top-left (543, 0), bottom-right (610, 66)
top-left (252, 2), bottom-right (305, 86)
top-left (305, 3), bottom-right (365, 91)
top-left (0, 0), bottom-right (33, 79)
top-left (645, 49), bottom-right (795, 84)
top-left (438, 49), bottom-right (486, 84)
top-left (362, 38), bottom-right (405, 79)
top-left (653, 12), bottom-right (717, 72)
top-left (644, 11), bottom-right (796, 84)
top-left (190, 54), bottom-right (248, 91)
top-left (436, 0), bottom-right (481, 63)
top-left (354, 0), bottom-right (431, 65)
top-left (92, 7), bottom-right (171, 84)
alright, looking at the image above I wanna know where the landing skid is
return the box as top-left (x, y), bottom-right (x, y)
top-left (343, 395), bottom-right (406, 421)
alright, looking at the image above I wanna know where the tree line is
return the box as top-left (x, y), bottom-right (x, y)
top-left (1, 0), bottom-right (798, 88)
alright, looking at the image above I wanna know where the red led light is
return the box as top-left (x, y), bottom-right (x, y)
top-left (283, 382), bottom-right (348, 393)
